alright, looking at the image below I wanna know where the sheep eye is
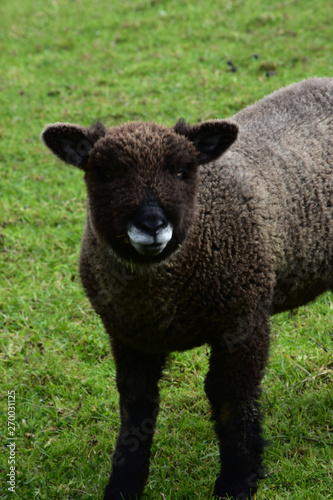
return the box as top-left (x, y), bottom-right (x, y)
top-left (176, 167), bottom-right (188, 180)
top-left (97, 167), bottom-right (115, 183)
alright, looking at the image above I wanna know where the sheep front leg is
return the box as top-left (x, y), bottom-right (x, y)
top-left (104, 340), bottom-right (167, 500)
top-left (205, 334), bottom-right (269, 500)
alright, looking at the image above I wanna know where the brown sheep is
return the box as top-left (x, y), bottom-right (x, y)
top-left (41, 77), bottom-right (333, 499)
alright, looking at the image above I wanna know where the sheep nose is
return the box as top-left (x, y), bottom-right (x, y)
top-left (133, 201), bottom-right (168, 236)
top-left (138, 216), bottom-right (166, 235)
top-left (127, 200), bottom-right (173, 256)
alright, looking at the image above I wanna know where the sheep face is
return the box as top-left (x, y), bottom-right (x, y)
top-left (85, 122), bottom-right (201, 265)
top-left (42, 119), bottom-right (238, 265)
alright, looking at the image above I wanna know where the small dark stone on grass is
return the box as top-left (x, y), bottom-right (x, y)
top-left (47, 90), bottom-right (61, 97)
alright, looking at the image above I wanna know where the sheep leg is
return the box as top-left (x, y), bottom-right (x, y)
top-left (205, 343), bottom-right (268, 500)
top-left (104, 340), bottom-right (167, 500)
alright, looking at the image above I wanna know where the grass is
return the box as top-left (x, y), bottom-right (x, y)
top-left (0, 0), bottom-right (332, 498)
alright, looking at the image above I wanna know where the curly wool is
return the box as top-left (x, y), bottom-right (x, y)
top-left (41, 77), bottom-right (333, 500)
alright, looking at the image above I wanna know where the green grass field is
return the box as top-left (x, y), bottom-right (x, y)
top-left (1, 0), bottom-right (332, 498)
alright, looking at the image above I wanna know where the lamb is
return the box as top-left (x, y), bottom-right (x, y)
top-left (41, 77), bottom-right (333, 500)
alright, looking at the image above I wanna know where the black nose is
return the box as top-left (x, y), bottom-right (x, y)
top-left (133, 202), bottom-right (168, 236)
top-left (139, 217), bottom-right (166, 233)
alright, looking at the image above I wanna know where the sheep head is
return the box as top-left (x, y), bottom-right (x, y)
top-left (41, 119), bottom-right (238, 265)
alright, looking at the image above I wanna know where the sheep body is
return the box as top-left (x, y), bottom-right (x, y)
top-left (81, 78), bottom-right (333, 351)
top-left (223, 77), bottom-right (333, 312)
top-left (42, 77), bottom-right (333, 499)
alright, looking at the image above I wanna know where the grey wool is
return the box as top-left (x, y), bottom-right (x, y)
top-left (41, 77), bottom-right (333, 500)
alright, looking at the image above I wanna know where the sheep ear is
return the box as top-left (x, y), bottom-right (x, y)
top-left (174, 119), bottom-right (238, 164)
top-left (41, 121), bottom-right (106, 169)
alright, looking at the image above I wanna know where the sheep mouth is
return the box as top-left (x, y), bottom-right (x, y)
top-left (127, 224), bottom-right (173, 257)
top-left (131, 241), bottom-right (167, 256)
